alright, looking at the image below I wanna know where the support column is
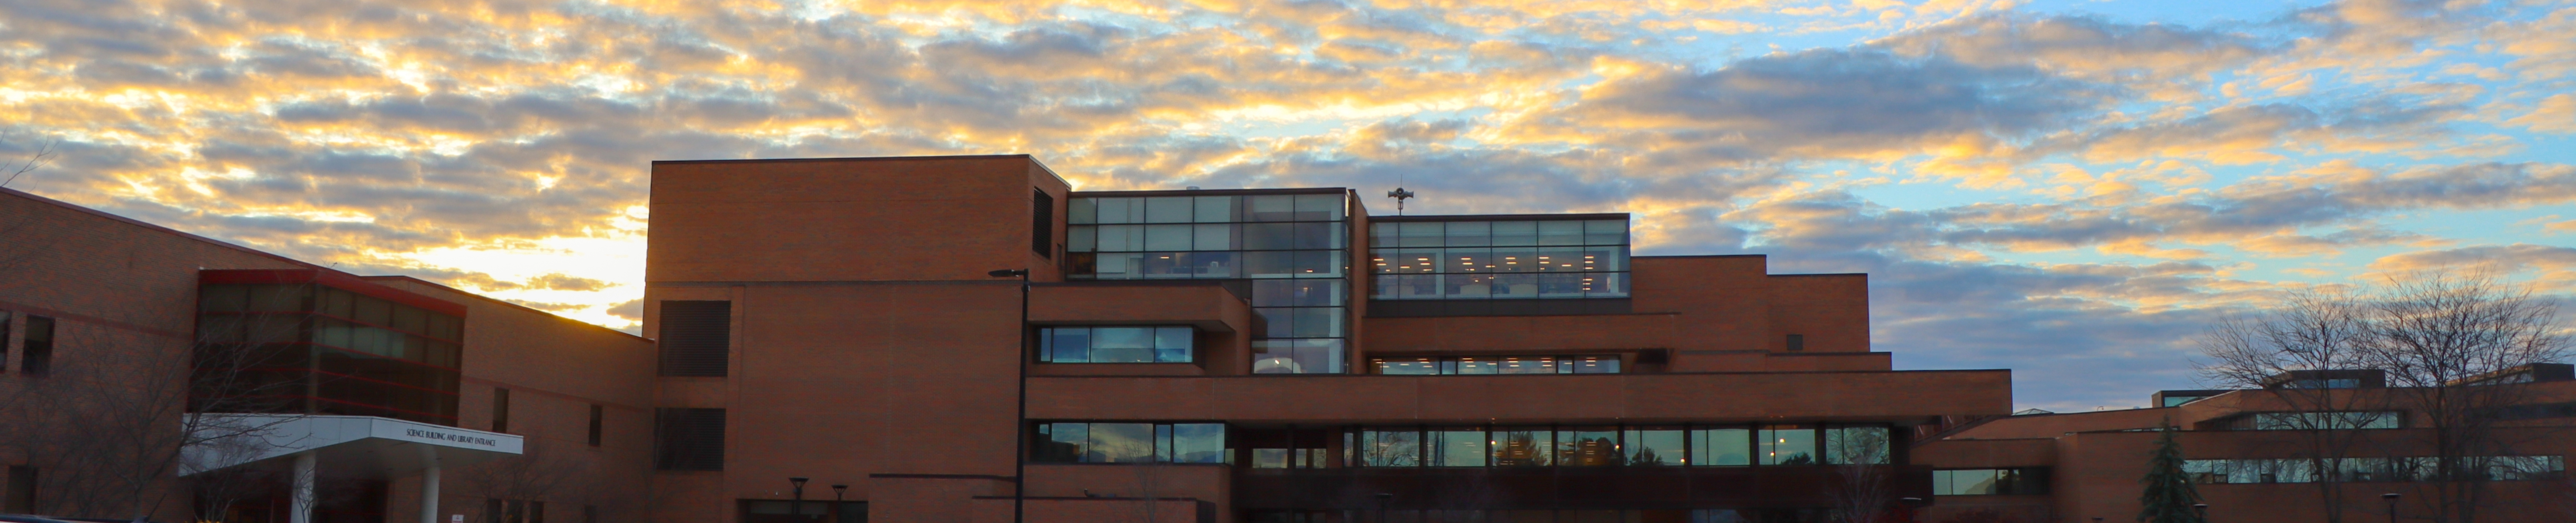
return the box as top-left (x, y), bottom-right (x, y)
top-left (420, 446), bottom-right (443, 523)
top-left (290, 452), bottom-right (318, 523)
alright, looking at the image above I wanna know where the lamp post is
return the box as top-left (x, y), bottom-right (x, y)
top-left (2193, 503), bottom-right (2208, 522)
top-left (832, 485), bottom-right (848, 523)
top-left (789, 478), bottom-right (809, 521)
top-left (2382, 493), bottom-right (2400, 523)
top-left (1373, 493), bottom-right (1393, 523)
top-left (990, 268), bottom-right (1032, 523)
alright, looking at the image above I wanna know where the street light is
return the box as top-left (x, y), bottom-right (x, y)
top-left (2193, 504), bottom-right (2208, 522)
top-left (991, 268), bottom-right (1031, 523)
top-left (2382, 493), bottom-right (2401, 523)
top-left (832, 485), bottom-right (849, 523)
top-left (1373, 493), bottom-right (1393, 523)
top-left (789, 478), bottom-right (809, 521)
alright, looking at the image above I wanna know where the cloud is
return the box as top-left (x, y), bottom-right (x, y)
top-left (2368, 244), bottom-right (2576, 290)
top-left (1506, 48), bottom-right (2103, 163)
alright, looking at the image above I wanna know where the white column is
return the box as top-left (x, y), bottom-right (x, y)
top-left (420, 448), bottom-right (443, 523)
top-left (290, 452), bottom-right (318, 523)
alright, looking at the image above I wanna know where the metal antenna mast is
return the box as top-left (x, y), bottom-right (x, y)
top-left (1386, 172), bottom-right (1415, 215)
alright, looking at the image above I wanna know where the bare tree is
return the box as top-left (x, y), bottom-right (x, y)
top-left (459, 434), bottom-right (594, 523)
top-left (2194, 289), bottom-right (2384, 522)
top-left (1824, 427), bottom-right (1895, 523)
top-left (0, 285), bottom-right (309, 521)
top-left (2350, 273), bottom-right (2571, 523)
top-left (1, 140), bottom-right (55, 188)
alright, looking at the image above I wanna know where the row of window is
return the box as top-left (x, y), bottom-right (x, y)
top-left (1072, 194), bottom-right (1347, 225)
top-left (1371, 356), bottom-right (1621, 375)
top-left (1254, 339), bottom-right (1345, 374)
top-left (1371, 220), bottom-right (1629, 248)
top-left (1933, 468), bottom-right (2050, 496)
top-left (1073, 222), bottom-right (1348, 253)
top-left (1071, 250), bottom-right (1348, 280)
top-left (2184, 456), bottom-right (2565, 484)
top-left (2230, 411), bottom-right (2402, 430)
top-left (1372, 273), bottom-right (1631, 300)
top-left (201, 284), bottom-right (466, 341)
top-left (1373, 247), bottom-right (1629, 274)
top-left (1039, 327), bottom-right (1195, 364)
top-left (1341, 425), bottom-right (1889, 468)
top-left (1033, 422), bottom-right (1228, 463)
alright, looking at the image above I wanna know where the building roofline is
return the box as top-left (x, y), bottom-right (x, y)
top-left (1370, 212), bottom-right (1630, 222)
top-left (1771, 273), bottom-right (1868, 277)
top-left (650, 153), bottom-right (1036, 165)
top-left (359, 276), bottom-right (651, 342)
top-left (1633, 254), bottom-right (1766, 259)
top-left (1070, 187), bottom-right (1350, 197)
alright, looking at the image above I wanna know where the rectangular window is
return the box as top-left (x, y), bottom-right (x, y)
top-left (1367, 217), bottom-right (1629, 300)
top-left (588, 404), bottom-right (604, 447)
top-left (653, 408), bottom-right (726, 471)
top-left (1037, 326), bottom-right (1194, 363)
top-left (1369, 355), bottom-right (1622, 375)
top-left (1356, 428), bottom-right (1419, 467)
top-left (1759, 425), bottom-right (1816, 465)
top-left (1556, 427), bottom-right (1619, 466)
top-left (1693, 427), bottom-right (1751, 466)
top-left (1430, 428), bottom-right (1487, 467)
top-left (1070, 192), bottom-right (1352, 374)
top-left (1030, 422), bottom-right (1227, 463)
top-left (1032, 189), bottom-right (1055, 257)
top-left (1623, 427), bottom-right (1686, 466)
top-left (21, 316), bottom-right (52, 375)
top-left (0, 311), bottom-right (11, 372)
top-left (4, 466), bottom-right (33, 513)
top-left (2185, 456), bottom-right (2564, 484)
top-left (1824, 425), bottom-right (1892, 464)
top-left (657, 301), bottom-right (731, 377)
top-left (492, 388), bottom-right (510, 433)
top-left (1786, 334), bottom-right (1804, 352)
top-left (2237, 411), bottom-right (2402, 430)
top-left (1935, 468), bottom-right (2052, 495)
top-left (1491, 428), bottom-right (1552, 466)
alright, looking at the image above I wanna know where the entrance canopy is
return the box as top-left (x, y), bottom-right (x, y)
top-left (181, 414), bottom-right (524, 478)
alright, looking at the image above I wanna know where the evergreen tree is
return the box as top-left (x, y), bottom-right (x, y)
top-left (2137, 425), bottom-right (2207, 523)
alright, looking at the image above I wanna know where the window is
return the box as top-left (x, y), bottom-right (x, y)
top-left (2235, 411), bottom-right (2401, 430)
top-left (492, 388), bottom-right (510, 433)
top-left (1031, 422), bottom-right (1226, 463)
top-left (1369, 218), bottom-right (1631, 300)
top-left (1823, 425), bottom-right (1891, 465)
top-left (4, 466), bottom-right (32, 513)
top-left (654, 408), bottom-right (726, 471)
top-left (1935, 468), bottom-right (2050, 495)
top-left (485, 499), bottom-right (545, 523)
top-left (1368, 355), bottom-right (1621, 375)
top-left (21, 316), bottom-right (51, 375)
top-left (1070, 192), bottom-right (1351, 374)
top-left (1785, 334), bottom-right (1804, 352)
top-left (1759, 425), bottom-right (1815, 465)
top-left (1038, 326), bottom-right (1194, 363)
top-left (658, 301), bottom-right (731, 377)
top-left (1033, 189), bottom-right (1055, 257)
top-left (0, 311), bottom-right (11, 372)
top-left (2186, 456), bottom-right (2565, 484)
top-left (588, 404), bottom-right (604, 446)
top-left (1339, 424), bottom-right (1877, 469)
top-left (194, 282), bottom-right (465, 424)
top-left (1623, 427), bottom-right (1686, 466)
top-left (742, 500), bottom-right (865, 523)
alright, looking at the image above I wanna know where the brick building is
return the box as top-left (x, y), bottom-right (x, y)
top-left (14, 154), bottom-right (2559, 523)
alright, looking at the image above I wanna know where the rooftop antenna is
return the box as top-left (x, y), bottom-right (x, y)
top-left (1386, 172), bottom-right (1415, 215)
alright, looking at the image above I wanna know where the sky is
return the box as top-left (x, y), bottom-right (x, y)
top-left (2, 0), bottom-right (2572, 411)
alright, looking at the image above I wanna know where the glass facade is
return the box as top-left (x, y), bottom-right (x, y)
top-left (1369, 218), bottom-right (1630, 300)
top-left (1371, 355), bottom-right (1620, 375)
top-left (1032, 422), bottom-right (1228, 463)
top-left (1038, 326), bottom-right (1195, 363)
top-left (2184, 456), bottom-right (2565, 484)
top-left (194, 283), bottom-right (464, 425)
top-left (1933, 468), bottom-right (2051, 495)
top-left (1339, 424), bottom-right (1890, 468)
top-left (1068, 192), bottom-right (1351, 374)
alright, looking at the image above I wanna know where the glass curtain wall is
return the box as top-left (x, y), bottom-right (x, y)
top-left (1370, 218), bottom-right (1629, 300)
top-left (1339, 424), bottom-right (1892, 469)
top-left (195, 283), bottom-right (464, 425)
top-left (1067, 192), bottom-right (1351, 373)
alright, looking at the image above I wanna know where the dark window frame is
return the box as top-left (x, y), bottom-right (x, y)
top-left (654, 407), bottom-right (727, 471)
top-left (1032, 188), bottom-right (1056, 258)
top-left (588, 404), bottom-right (604, 446)
top-left (657, 301), bottom-right (731, 377)
top-left (492, 388), bottom-right (510, 433)
top-left (21, 316), bottom-right (53, 375)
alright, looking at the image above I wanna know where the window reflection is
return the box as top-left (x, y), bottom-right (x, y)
top-left (1431, 428), bottom-right (1488, 467)
top-left (1555, 427), bottom-right (1619, 466)
top-left (1624, 427), bottom-right (1686, 466)
top-left (1037, 326), bottom-right (1194, 364)
top-left (1032, 422), bottom-right (1227, 464)
top-left (1324, 424), bottom-right (1889, 470)
top-left (1760, 425), bottom-right (1817, 465)
top-left (1368, 218), bottom-right (1629, 300)
top-left (1069, 193), bottom-right (1351, 373)
top-left (1366, 355), bottom-right (1622, 375)
top-left (1491, 428), bottom-right (1552, 467)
